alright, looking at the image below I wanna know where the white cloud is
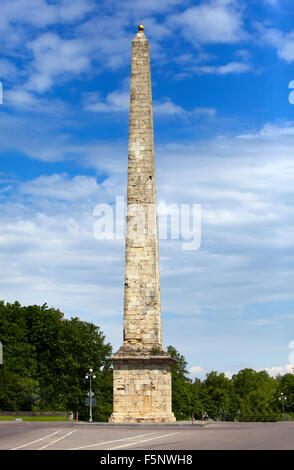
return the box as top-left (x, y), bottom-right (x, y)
top-left (5, 89), bottom-right (40, 108)
top-left (4, 89), bottom-right (67, 114)
top-left (0, 1), bottom-right (131, 94)
top-left (0, 208), bottom-right (124, 323)
top-left (154, 99), bottom-right (216, 116)
top-left (224, 365), bottom-right (294, 379)
top-left (76, 13), bottom-right (133, 70)
top-left (261, 26), bottom-right (294, 63)
top-left (190, 61), bottom-right (251, 75)
top-left (277, 34), bottom-right (294, 62)
top-left (170, 0), bottom-right (247, 46)
top-left (84, 90), bottom-right (130, 113)
top-left (189, 366), bottom-right (205, 376)
top-left (260, 364), bottom-right (294, 377)
top-left (0, 0), bottom-right (94, 29)
top-left (174, 54), bottom-right (251, 78)
top-left (19, 173), bottom-right (100, 201)
top-left (57, 0), bottom-right (95, 23)
top-left (0, 110), bottom-right (128, 169)
top-left (0, 0), bottom-right (95, 58)
top-left (192, 107), bottom-right (216, 117)
top-left (0, 59), bottom-right (19, 81)
top-left (117, 0), bottom-right (185, 15)
top-left (85, 90), bottom-right (216, 117)
top-left (263, 0), bottom-right (279, 6)
top-left (26, 32), bottom-right (91, 92)
top-left (153, 98), bottom-right (185, 115)
top-left (224, 370), bottom-right (234, 379)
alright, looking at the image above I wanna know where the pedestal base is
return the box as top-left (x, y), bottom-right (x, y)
top-left (108, 353), bottom-right (176, 424)
top-left (109, 412), bottom-right (176, 424)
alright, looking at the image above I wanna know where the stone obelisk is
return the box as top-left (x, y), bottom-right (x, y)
top-left (108, 24), bottom-right (176, 423)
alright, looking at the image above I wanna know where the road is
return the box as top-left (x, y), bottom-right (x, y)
top-left (0, 421), bottom-right (293, 450)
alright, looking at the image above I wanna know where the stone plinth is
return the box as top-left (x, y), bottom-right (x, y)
top-left (109, 353), bottom-right (176, 424)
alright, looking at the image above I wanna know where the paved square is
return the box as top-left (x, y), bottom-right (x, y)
top-left (0, 421), bottom-right (293, 450)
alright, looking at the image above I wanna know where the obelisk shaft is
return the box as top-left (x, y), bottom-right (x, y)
top-left (123, 28), bottom-right (162, 349)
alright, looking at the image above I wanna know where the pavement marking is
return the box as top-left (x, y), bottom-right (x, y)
top-left (11, 429), bottom-right (61, 450)
top-left (38, 430), bottom-right (77, 450)
top-left (107, 432), bottom-right (178, 450)
top-left (70, 431), bottom-right (160, 450)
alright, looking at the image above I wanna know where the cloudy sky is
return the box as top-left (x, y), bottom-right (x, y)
top-left (0, 0), bottom-right (294, 379)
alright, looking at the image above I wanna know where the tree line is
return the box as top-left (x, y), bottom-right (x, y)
top-left (0, 301), bottom-right (293, 421)
top-left (0, 301), bottom-right (112, 421)
top-left (168, 346), bottom-right (294, 422)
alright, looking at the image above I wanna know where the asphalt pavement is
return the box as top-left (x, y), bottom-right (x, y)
top-left (0, 420), bottom-right (293, 450)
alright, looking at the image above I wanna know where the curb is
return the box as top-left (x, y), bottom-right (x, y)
top-left (74, 421), bottom-right (210, 427)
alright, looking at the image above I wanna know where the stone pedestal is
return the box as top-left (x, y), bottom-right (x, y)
top-left (109, 353), bottom-right (176, 423)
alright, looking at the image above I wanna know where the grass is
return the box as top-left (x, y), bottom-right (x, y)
top-left (0, 416), bottom-right (68, 421)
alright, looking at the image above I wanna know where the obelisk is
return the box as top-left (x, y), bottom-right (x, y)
top-left (108, 24), bottom-right (176, 423)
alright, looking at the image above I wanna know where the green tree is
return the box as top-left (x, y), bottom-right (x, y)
top-left (199, 371), bottom-right (234, 420)
top-left (232, 369), bottom-right (279, 421)
top-left (167, 345), bottom-right (194, 420)
top-left (56, 316), bottom-right (112, 420)
top-left (276, 373), bottom-right (294, 418)
top-left (0, 301), bottom-right (113, 420)
top-left (0, 301), bottom-right (39, 410)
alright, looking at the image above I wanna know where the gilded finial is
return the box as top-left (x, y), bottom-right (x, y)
top-left (137, 23), bottom-right (144, 33)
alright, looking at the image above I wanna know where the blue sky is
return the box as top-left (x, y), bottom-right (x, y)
top-left (0, 0), bottom-right (294, 379)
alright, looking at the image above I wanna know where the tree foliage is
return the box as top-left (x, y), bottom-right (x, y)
top-left (167, 345), bottom-right (195, 420)
top-left (167, 345), bottom-right (294, 422)
top-left (0, 301), bottom-right (112, 421)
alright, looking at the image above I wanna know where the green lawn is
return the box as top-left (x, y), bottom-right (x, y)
top-left (0, 416), bottom-right (68, 421)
